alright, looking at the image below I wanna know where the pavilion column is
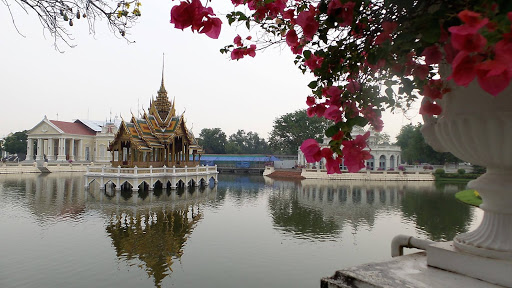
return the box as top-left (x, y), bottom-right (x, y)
top-left (26, 138), bottom-right (34, 161)
top-left (69, 139), bottom-right (75, 161)
top-left (77, 139), bottom-right (83, 161)
top-left (47, 138), bottom-right (54, 161)
top-left (172, 138), bottom-right (176, 164)
top-left (57, 138), bottom-right (66, 161)
top-left (35, 138), bottom-right (43, 161)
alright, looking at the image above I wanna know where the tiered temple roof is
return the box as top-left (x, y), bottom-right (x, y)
top-left (108, 69), bottom-right (203, 168)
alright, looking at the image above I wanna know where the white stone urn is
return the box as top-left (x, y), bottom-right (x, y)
top-left (421, 74), bottom-right (512, 261)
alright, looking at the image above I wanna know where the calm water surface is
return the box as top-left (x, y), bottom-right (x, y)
top-left (0, 173), bottom-right (482, 288)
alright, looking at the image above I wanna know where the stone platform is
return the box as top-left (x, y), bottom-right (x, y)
top-left (321, 252), bottom-right (502, 288)
top-left (84, 165), bottom-right (218, 191)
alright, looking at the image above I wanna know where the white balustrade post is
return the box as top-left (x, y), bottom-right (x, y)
top-left (149, 165), bottom-right (153, 174)
top-left (101, 165), bottom-right (105, 174)
top-left (173, 165), bottom-right (175, 174)
top-left (163, 165), bottom-right (167, 174)
top-left (117, 165), bottom-right (121, 175)
top-left (134, 166), bottom-right (138, 175)
top-left (185, 165), bottom-right (187, 173)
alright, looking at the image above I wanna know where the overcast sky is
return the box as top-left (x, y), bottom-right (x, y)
top-left (0, 0), bottom-right (422, 142)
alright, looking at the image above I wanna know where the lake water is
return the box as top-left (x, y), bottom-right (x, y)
top-left (0, 173), bottom-right (482, 288)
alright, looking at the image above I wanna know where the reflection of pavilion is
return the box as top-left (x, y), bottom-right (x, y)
top-left (0, 173), bottom-right (218, 287)
top-left (106, 207), bottom-right (201, 287)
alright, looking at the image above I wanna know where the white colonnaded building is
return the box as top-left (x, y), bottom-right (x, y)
top-left (25, 116), bottom-right (119, 164)
top-left (297, 127), bottom-right (402, 171)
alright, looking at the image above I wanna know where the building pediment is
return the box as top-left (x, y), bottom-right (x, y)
top-left (28, 117), bottom-right (63, 136)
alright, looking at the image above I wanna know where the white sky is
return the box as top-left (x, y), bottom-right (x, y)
top-left (0, 1), bottom-right (422, 142)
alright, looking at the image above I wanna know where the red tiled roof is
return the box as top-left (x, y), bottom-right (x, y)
top-left (50, 120), bottom-right (96, 136)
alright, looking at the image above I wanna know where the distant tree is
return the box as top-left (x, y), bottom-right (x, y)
top-left (226, 130), bottom-right (269, 154)
top-left (198, 128), bottom-right (226, 154)
top-left (396, 124), bottom-right (460, 165)
top-left (269, 109), bottom-right (329, 155)
top-left (3, 131), bottom-right (28, 155)
top-left (374, 132), bottom-right (391, 145)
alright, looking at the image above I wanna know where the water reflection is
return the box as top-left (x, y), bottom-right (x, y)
top-left (265, 178), bottom-right (474, 242)
top-left (106, 207), bottom-right (201, 287)
top-left (0, 173), bottom-right (219, 287)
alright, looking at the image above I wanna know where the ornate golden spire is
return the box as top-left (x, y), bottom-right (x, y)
top-left (153, 54), bottom-right (171, 119)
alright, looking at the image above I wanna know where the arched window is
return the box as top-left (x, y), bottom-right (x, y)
top-left (390, 155), bottom-right (395, 169)
top-left (379, 155), bottom-right (386, 170)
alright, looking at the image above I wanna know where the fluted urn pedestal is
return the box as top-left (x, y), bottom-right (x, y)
top-left (421, 77), bottom-right (512, 287)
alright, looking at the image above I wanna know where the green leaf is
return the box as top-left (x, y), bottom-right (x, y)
top-left (325, 125), bottom-right (339, 137)
top-left (303, 50), bottom-right (312, 59)
top-left (385, 87), bottom-right (394, 98)
top-left (246, 20), bottom-right (250, 29)
top-left (308, 81), bottom-right (317, 89)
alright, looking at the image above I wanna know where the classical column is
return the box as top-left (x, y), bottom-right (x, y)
top-left (69, 139), bottom-right (75, 161)
top-left (172, 138), bottom-right (176, 164)
top-left (35, 138), bottom-right (43, 161)
top-left (78, 139), bottom-right (83, 162)
top-left (47, 138), bottom-right (54, 161)
top-left (26, 138), bottom-right (34, 161)
top-left (57, 138), bottom-right (66, 161)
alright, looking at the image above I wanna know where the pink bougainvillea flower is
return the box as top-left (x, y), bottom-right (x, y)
top-left (342, 132), bottom-right (371, 173)
top-left (449, 30), bottom-right (487, 52)
top-left (419, 101), bottom-right (442, 116)
top-left (449, 51), bottom-right (481, 86)
top-left (324, 105), bottom-right (343, 122)
top-left (321, 148), bottom-right (342, 174)
top-left (495, 34), bottom-right (512, 65)
top-left (296, 5), bottom-right (319, 41)
top-left (247, 44), bottom-right (256, 57)
top-left (332, 130), bottom-right (344, 141)
top-left (422, 45), bottom-right (443, 65)
top-left (327, 0), bottom-right (355, 27)
top-left (285, 29), bottom-right (302, 54)
top-left (413, 64), bottom-right (430, 80)
top-left (476, 60), bottom-right (512, 97)
top-left (346, 79), bottom-right (360, 93)
top-left (422, 79), bottom-right (446, 100)
top-left (170, 0), bottom-right (196, 29)
top-left (170, 0), bottom-right (222, 39)
top-left (443, 42), bottom-right (457, 64)
top-left (305, 54), bottom-right (324, 71)
top-left (458, 10), bottom-right (489, 29)
top-left (200, 16), bottom-right (222, 39)
top-left (300, 139), bottom-right (322, 163)
top-left (361, 106), bottom-right (383, 132)
top-left (282, 9), bottom-right (294, 20)
top-left (375, 21), bottom-right (397, 45)
top-left (231, 48), bottom-right (245, 60)
top-left (306, 96), bottom-right (316, 107)
top-left (234, 35), bottom-right (243, 47)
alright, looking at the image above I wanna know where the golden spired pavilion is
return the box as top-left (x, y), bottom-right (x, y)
top-left (108, 73), bottom-right (204, 168)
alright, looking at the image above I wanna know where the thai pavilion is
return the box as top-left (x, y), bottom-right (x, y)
top-left (108, 76), bottom-right (204, 168)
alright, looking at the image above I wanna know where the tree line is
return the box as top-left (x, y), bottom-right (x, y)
top-left (198, 109), bottom-right (329, 154)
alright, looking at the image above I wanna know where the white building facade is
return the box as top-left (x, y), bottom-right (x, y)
top-left (26, 116), bottom-right (118, 164)
top-left (298, 127), bottom-right (402, 171)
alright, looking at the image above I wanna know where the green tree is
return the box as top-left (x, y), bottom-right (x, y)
top-left (374, 132), bottom-right (391, 145)
top-left (269, 109), bottom-right (329, 155)
top-left (396, 124), bottom-right (460, 165)
top-left (226, 130), bottom-right (269, 154)
top-left (3, 131), bottom-right (28, 155)
top-left (198, 128), bottom-right (226, 154)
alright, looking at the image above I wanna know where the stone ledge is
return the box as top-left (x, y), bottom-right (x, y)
top-left (321, 252), bottom-right (501, 288)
